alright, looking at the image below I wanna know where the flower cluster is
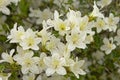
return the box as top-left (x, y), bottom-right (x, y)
top-left (0, 0), bottom-right (20, 15)
top-left (0, 0), bottom-right (120, 80)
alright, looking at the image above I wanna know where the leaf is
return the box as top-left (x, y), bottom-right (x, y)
top-left (19, 0), bottom-right (30, 16)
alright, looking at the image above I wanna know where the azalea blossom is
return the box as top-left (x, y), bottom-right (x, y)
top-left (45, 36), bottom-right (61, 52)
top-left (44, 53), bottom-right (66, 76)
top-left (22, 73), bottom-right (35, 80)
top-left (38, 52), bottom-right (47, 73)
top-left (37, 21), bottom-right (51, 46)
top-left (97, 0), bottom-right (112, 8)
top-left (104, 13), bottom-right (119, 32)
top-left (0, 73), bottom-right (11, 80)
top-left (29, 8), bottom-right (53, 24)
top-left (66, 9), bottom-right (81, 30)
top-left (47, 10), bottom-right (70, 36)
top-left (14, 51), bottom-right (39, 74)
top-left (70, 58), bottom-right (86, 78)
top-left (20, 28), bottom-right (41, 50)
top-left (114, 29), bottom-right (120, 46)
top-left (0, 0), bottom-right (11, 15)
top-left (0, 49), bottom-right (15, 64)
top-left (90, 1), bottom-right (104, 18)
top-left (100, 37), bottom-right (116, 54)
top-left (66, 27), bottom-right (86, 51)
top-left (7, 23), bottom-right (25, 43)
top-left (0, 0), bottom-right (20, 15)
top-left (95, 18), bottom-right (107, 33)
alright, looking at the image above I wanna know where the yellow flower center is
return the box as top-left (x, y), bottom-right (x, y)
top-left (59, 23), bottom-right (66, 31)
top-left (26, 37), bottom-right (35, 46)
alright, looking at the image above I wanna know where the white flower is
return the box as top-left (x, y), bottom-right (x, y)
top-left (0, 0), bottom-right (20, 15)
top-left (90, 1), bottom-right (104, 18)
top-left (114, 29), bottom-right (120, 46)
top-left (20, 28), bottom-right (41, 50)
top-left (104, 13), bottom-right (119, 32)
top-left (7, 23), bottom-right (25, 43)
top-left (77, 16), bottom-right (94, 34)
top-left (22, 73), bottom-right (35, 80)
top-left (47, 10), bottom-right (70, 36)
top-left (0, 49), bottom-right (14, 64)
top-left (14, 51), bottom-right (39, 74)
top-left (0, 0), bottom-right (11, 15)
top-left (82, 58), bottom-right (92, 73)
top-left (92, 50), bottom-right (104, 60)
top-left (66, 9), bottom-right (81, 30)
top-left (38, 52), bottom-right (47, 73)
top-left (52, 43), bottom-right (71, 59)
top-left (97, 0), bottom-right (112, 8)
top-left (36, 8), bottom-right (53, 24)
top-left (47, 74), bottom-right (69, 80)
top-left (92, 50), bottom-right (105, 64)
top-left (13, 46), bottom-right (32, 62)
top-left (84, 34), bottom-right (94, 44)
top-left (51, 43), bottom-right (73, 66)
top-left (66, 27), bottom-right (86, 51)
top-left (100, 37), bottom-right (116, 54)
top-left (0, 16), bottom-right (6, 35)
top-left (36, 75), bottom-right (42, 80)
top-left (45, 36), bottom-right (61, 52)
top-left (0, 73), bottom-right (11, 80)
top-left (29, 8), bottom-right (53, 24)
top-left (70, 58), bottom-right (86, 78)
top-left (44, 54), bottom-right (66, 76)
top-left (53, 0), bottom-right (68, 8)
top-left (95, 18), bottom-right (107, 33)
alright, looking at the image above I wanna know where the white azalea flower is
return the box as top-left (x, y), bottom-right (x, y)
top-left (52, 43), bottom-right (71, 58)
top-left (14, 51), bottom-right (39, 74)
top-left (66, 27), bottom-right (86, 51)
top-left (92, 50), bottom-right (104, 60)
top-left (47, 74), bottom-right (69, 80)
top-left (47, 10), bottom-right (70, 36)
top-left (53, 19), bottom-right (69, 36)
top-left (22, 73), bottom-right (35, 80)
top-left (29, 8), bottom-right (53, 24)
top-left (7, 23), bottom-right (25, 43)
top-left (90, 1), bottom-right (104, 18)
top-left (53, 0), bottom-right (68, 8)
top-left (100, 37), bottom-right (116, 54)
top-left (0, 0), bottom-right (11, 15)
top-left (95, 18), bottom-right (107, 33)
top-left (70, 58), bottom-right (86, 78)
top-left (13, 46), bottom-right (32, 62)
top-left (0, 0), bottom-right (20, 15)
top-left (97, 0), bottom-right (112, 8)
top-left (66, 9), bottom-right (81, 30)
top-left (104, 13), bottom-right (119, 32)
top-left (83, 34), bottom-right (94, 45)
top-left (44, 54), bottom-right (66, 76)
top-left (38, 52), bottom-right (47, 73)
top-left (51, 43), bottom-right (73, 66)
top-left (0, 16), bottom-right (6, 35)
top-left (77, 16), bottom-right (94, 34)
top-left (45, 36), bottom-right (61, 52)
top-left (0, 49), bottom-right (14, 64)
top-left (36, 8), bottom-right (53, 24)
top-left (0, 73), bottom-right (11, 80)
top-left (114, 29), bottom-right (120, 46)
top-left (37, 21), bottom-right (51, 46)
top-left (92, 50), bottom-right (105, 64)
top-left (20, 28), bottom-right (41, 50)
